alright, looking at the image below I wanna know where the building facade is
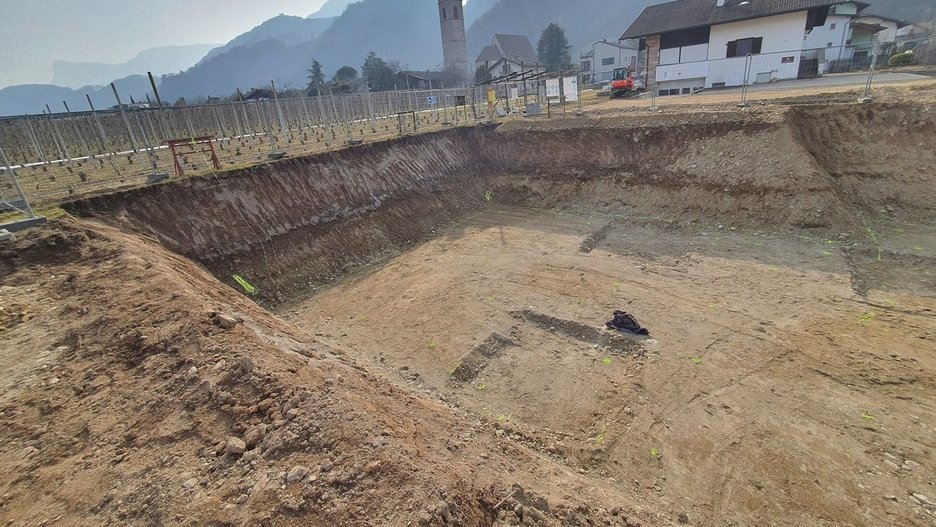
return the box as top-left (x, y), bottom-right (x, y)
top-left (474, 34), bottom-right (544, 81)
top-left (580, 40), bottom-right (639, 84)
top-left (621, 0), bottom-right (846, 95)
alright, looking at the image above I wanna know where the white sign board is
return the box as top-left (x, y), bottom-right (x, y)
top-left (426, 95), bottom-right (438, 106)
top-left (545, 78), bottom-right (561, 99)
top-left (509, 87), bottom-right (520, 101)
top-left (562, 76), bottom-right (579, 102)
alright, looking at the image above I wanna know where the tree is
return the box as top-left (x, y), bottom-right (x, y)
top-left (362, 51), bottom-right (398, 92)
top-left (333, 66), bottom-right (359, 84)
top-left (537, 23), bottom-right (573, 72)
top-left (329, 66), bottom-right (358, 94)
top-left (306, 60), bottom-right (325, 95)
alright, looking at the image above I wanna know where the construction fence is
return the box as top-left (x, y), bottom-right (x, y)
top-left (0, 86), bottom-right (486, 208)
top-left (1, 36), bottom-right (934, 214)
top-left (642, 37), bottom-right (935, 107)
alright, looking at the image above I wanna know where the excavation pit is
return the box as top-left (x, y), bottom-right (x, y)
top-left (3, 102), bottom-right (935, 527)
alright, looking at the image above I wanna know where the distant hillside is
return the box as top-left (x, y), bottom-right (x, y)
top-left (51, 44), bottom-right (217, 89)
top-left (465, 0), bottom-right (500, 25)
top-left (467, 0), bottom-right (661, 61)
top-left (311, 0), bottom-right (442, 71)
top-left (864, 0), bottom-right (936, 22)
top-left (199, 15), bottom-right (334, 65)
top-left (309, 0), bottom-right (360, 18)
top-left (160, 0), bottom-right (442, 100)
top-left (0, 75), bottom-right (157, 117)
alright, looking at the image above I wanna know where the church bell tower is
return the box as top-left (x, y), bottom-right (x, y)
top-left (438, 0), bottom-right (468, 83)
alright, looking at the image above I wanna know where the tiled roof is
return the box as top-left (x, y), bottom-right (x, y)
top-left (475, 45), bottom-right (502, 63)
top-left (620, 0), bottom-right (846, 39)
top-left (493, 34), bottom-right (539, 62)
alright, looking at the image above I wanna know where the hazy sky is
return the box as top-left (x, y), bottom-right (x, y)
top-left (0, 0), bottom-right (328, 88)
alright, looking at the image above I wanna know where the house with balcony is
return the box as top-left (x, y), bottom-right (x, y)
top-left (620, 0), bottom-right (846, 96)
top-left (803, 2), bottom-right (911, 70)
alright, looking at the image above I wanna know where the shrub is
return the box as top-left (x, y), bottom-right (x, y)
top-left (888, 51), bottom-right (914, 67)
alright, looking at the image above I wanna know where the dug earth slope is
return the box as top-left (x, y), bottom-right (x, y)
top-left (0, 220), bottom-right (661, 527)
top-left (0, 102), bottom-right (933, 526)
top-left (65, 104), bottom-right (935, 304)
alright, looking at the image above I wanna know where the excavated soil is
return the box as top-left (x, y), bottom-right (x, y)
top-left (2, 102), bottom-right (935, 527)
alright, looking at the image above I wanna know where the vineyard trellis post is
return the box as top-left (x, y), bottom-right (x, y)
top-left (0, 146), bottom-right (36, 219)
top-left (86, 95), bottom-right (110, 151)
top-left (62, 101), bottom-right (90, 156)
top-left (271, 80), bottom-right (288, 134)
top-left (22, 115), bottom-right (47, 164)
top-left (110, 83), bottom-right (139, 151)
top-left (44, 104), bottom-right (70, 161)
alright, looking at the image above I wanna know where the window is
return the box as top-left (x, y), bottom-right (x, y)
top-left (581, 61), bottom-right (591, 71)
top-left (441, 7), bottom-right (446, 19)
top-left (830, 23), bottom-right (837, 30)
top-left (454, 5), bottom-right (460, 19)
top-left (601, 57), bottom-right (615, 66)
top-left (726, 37), bottom-right (763, 57)
top-left (827, 42), bottom-right (833, 47)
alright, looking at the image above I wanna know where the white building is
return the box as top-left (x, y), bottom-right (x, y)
top-left (803, 2), bottom-right (912, 72)
top-left (804, 3), bottom-right (911, 53)
top-left (580, 40), bottom-right (639, 84)
top-left (621, 0), bottom-right (848, 95)
top-left (474, 34), bottom-right (544, 81)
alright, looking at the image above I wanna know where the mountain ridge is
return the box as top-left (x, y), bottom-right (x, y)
top-left (51, 44), bottom-right (218, 89)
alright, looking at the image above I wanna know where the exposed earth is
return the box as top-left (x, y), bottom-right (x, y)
top-left (1, 98), bottom-right (935, 527)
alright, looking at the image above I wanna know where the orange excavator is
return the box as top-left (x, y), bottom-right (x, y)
top-left (609, 66), bottom-right (641, 98)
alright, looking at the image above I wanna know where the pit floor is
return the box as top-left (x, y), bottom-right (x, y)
top-left (282, 205), bottom-right (936, 526)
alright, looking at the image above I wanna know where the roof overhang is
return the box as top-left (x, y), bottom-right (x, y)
top-left (620, 0), bottom-right (847, 40)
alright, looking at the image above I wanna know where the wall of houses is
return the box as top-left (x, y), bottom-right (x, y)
top-left (654, 11), bottom-right (812, 95)
top-left (803, 15), bottom-right (853, 60)
top-left (592, 41), bottom-right (639, 82)
top-left (708, 11), bottom-right (809, 59)
top-left (707, 12), bottom-right (808, 87)
top-left (858, 16), bottom-right (901, 42)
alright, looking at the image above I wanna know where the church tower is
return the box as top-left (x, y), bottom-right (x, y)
top-left (438, 0), bottom-right (468, 83)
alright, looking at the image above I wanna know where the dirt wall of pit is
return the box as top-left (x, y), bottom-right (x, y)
top-left (785, 103), bottom-right (936, 221)
top-left (64, 103), bottom-right (936, 304)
